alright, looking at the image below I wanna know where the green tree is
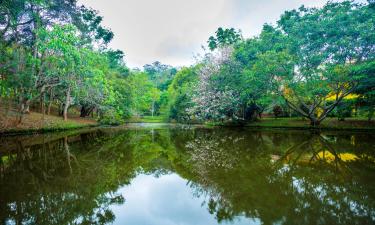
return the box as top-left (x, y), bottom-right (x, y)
top-left (273, 1), bottom-right (375, 125)
top-left (168, 67), bottom-right (198, 122)
top-left (128, 72), bottom-right (155, 116)
top-left (37, 25), bottom-right (84, 121)
top-left (208, 27), bottom-right (242, 51)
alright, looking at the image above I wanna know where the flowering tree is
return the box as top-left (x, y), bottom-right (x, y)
top-left (188, 47), bottom-right (242, 122)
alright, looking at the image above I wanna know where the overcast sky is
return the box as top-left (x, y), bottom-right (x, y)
top-left (78, 0), bottom-right (332, 68)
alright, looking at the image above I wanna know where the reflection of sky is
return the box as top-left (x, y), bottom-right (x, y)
top-left (110, 174), bottom-right (259, 225)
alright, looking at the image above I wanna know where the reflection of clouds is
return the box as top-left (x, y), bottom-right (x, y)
top-left (110, 174), bottom-right (255, 225)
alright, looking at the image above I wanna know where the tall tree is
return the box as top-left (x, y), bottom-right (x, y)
top-left (274, 1), bottom-right (375, 125)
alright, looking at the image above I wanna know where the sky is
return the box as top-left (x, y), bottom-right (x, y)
top-left (78, 0), bottom-right (331, 68)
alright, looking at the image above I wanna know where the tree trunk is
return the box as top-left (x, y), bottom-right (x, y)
top-left (58, 103), bottom-right (64, 116)
top-left (151, 101), bottom-right (155, 117)
top-left (80, 106), bottom-right (94, 117)
top-left (310, 118), bottom-right (321, 126)
top-left (47, 102), bottom-right (52, 115)
top-left (40, 93), bottom-right (45, 114)
top-left (63, 87), bottom-right (71, 121)
top-left (80, 106), bottom-right (87, 118)
top-left (18, 99), bottom-right (30, 124)
top-left (368, 107), bottom-right (374, 121)
top-left (24, 102), bottom-right (30, 114)
top-left (47, 89), bottom-right (53, 115)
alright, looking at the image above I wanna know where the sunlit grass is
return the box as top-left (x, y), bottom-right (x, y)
top-left (248, 117), bottom-right (375, 130)
top-left (125, 116), bottom-right (168, 123)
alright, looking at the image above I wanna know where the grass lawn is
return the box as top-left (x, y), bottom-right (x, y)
top-left (247, 117), bottom-right (375, 130)
top-left (125, 116), bottom-right (168, 123)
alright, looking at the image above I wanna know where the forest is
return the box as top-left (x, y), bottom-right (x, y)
top-left (0, 0), bottom-right (374, 129)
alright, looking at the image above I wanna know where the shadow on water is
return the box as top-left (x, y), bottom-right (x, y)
top-left (0, 126), bottom-right (374, 225)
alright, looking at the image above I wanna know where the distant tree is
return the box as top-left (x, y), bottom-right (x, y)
top-left (168, 67), bottom-right (198, 122)
top-left (150, 87), bottom-right (161, 117)
top-left (128, 72), bottom-right (155, 116)
top-left (143, 61), bottom-right (176, 90)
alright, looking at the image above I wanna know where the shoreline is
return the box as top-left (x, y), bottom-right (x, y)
top-left (0, 119), bottom-right (375, 136)
top-left (243, 125), bottom-right (375, 132)
top-left (0, 123), bottom-right (375, 137)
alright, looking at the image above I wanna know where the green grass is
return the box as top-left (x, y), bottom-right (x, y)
top-left (1, 122), bottom-right (98, 136)
top-left (125, 116), bottom-right (168, 123)
top-left (0, 111), bottom-right (98, 135)
top-left (124, 116), bottom-right (375, 131)
top-left (247, 117), bottom-right (375, 130)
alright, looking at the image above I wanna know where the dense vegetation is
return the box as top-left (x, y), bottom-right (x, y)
top-left (0, 0), bottom-right (374, 127)
top-left (180, 1), bottom-right (375, 125)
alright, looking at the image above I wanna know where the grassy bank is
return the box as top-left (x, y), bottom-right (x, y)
top-left (2, 113), bottom-right (374, 135)
top-left (125, 116), bottom-right (375, 131)
top-left (0, 112), bottom-right (98, 136)
top-left (125, 116), bottom-right (168, 123)
top-left (245, 117), bottom-right (375, 131)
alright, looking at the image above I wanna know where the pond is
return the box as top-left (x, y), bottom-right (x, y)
top-left (0, 125), bottom-right (375, 225)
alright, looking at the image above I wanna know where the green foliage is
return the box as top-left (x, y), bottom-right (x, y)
top-left (99, 108), bottom-right (124, 125)
top-left (271, 1), bottom-right (375, 125)
top-left (0, 0), bottom-right (133, 125)
top-left (335, 101), bottom-right (354, 121)
top-left (1, 0), bottom-right (374, 127)
top-left (208, 27), bottom-right (242, 51)
top-left (168, 67), bottom-right (198, 122)
top-left (183, 1), bottom-right (375, 125)
top-left (141, 61), bottom-right (177, 117)
top-left (127, 72), bottom-right (155, 116)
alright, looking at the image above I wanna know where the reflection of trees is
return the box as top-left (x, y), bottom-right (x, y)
top-left (0, 128), bottom-right (183, 225)
top-left (0, 128), bottom-right (374, 225)
top-left (0, 131), bottom-right (132, 225)
top-left (180, 129), bottom-right (375, 225)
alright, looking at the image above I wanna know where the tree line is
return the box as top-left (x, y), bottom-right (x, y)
top-left (0, 0), bottom-right (374, 126)
top-left (168, 0), bottom-right (375, 125)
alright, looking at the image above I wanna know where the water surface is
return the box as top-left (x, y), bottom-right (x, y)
top-left (0, 125), bottom-right (375, 225)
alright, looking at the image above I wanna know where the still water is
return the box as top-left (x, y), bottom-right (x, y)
top-left (0, 124), bottom-right (374, 225)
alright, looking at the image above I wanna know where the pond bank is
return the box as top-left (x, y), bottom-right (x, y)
top-left (245, 118), bottom-right (375, 131)
top-left (0, 112), bottom-right (99, 136)
top-left (2, 116), bottom-right (374, 136)
top-left (204, 117), bottom-right (375, 131)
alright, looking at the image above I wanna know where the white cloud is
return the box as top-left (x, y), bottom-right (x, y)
top-left (78, 0), bottom-right (337, 68)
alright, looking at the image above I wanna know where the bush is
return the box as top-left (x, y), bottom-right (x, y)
top-left (99, 108), bottom-right (124, 125)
